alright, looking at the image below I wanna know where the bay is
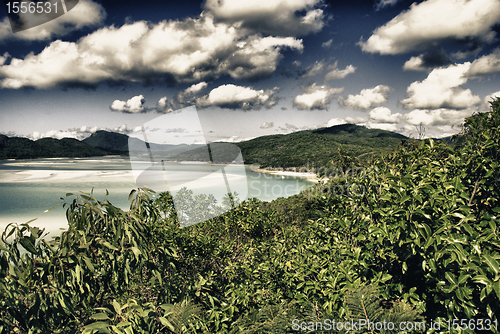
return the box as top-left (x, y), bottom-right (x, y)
top-left (0, 156), bottom-right (313, 237)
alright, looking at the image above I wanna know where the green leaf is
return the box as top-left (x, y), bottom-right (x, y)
top-left (130, 246), bottom-right (142, 260)
top-left (445, 272), bottom-right (457, 285)
top-left (424, 236), bottom-right (434, 250)
top-left (421, 223), bottom-right (431, 237)
top-left (458, 274), bottom-right (470, 285)
top-left (102, 241), bottom-right (118, 251)
top-left (44, 203), bottom-right (61, 213)
top-left (112, 300), bottom-right (121, 315)
top-left (402, 262), bottom-right (408, 273)
top-left (19, 237), bottom-right (37, 255)
top-left (462, 223), bottom-right (474, 236)
top-left (415, 209), bottom-right (431, 220)
top-left (116, 321), bottom-right (131, 328)
top-left (480, 287), bottom-right (487, 301)
top-left (159, 317), bottom-right (175, 331)
top-left (483, 254), bottom-right (500, 275)
top-left (493, 280), bottom-right (500, 299)
top-left (91, 313), bottom-right (110, 320)
top-left (472, 275), bottom-right (490, 285)
top-left (380, 273), bottom-right (392, 283)
top-left (399, 195), bottom-right (411, 204)
top-left (455, 287), bottom-right (465, 301)
top-left (84, 322), bottom-right (110, 332)
top-left (160, 304), bottom-right (173, 312)
top-left (75, 264), bottom-right (82, 284)
top-left (128, 189), bottom-right (137, 201)
top-left (82, 256), bottom-right (95, 272)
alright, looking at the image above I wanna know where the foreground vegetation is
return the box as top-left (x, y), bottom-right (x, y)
top-left (1, 100), bottom-right (499, 333)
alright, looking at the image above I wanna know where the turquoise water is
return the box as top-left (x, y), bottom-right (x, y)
top-left (0, 156), bottom-right (313, 237)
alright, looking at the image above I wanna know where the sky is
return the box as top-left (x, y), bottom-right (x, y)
top-left (1, 0), bottom-right (500, 143)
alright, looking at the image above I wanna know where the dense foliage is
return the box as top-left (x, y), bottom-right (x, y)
top-left (1, 100), bottom-right (499, 333)
top-left (0, 135), bottom-right (106, 159)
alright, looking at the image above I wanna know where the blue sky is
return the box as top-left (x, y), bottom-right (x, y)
top-left (1, 0), bottom-right (500, 143)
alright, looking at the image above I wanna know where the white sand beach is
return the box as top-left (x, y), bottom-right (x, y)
top-left (250, 167), bottom-right (324, 183)
top-left (5, 170), bottom-right (135, 183)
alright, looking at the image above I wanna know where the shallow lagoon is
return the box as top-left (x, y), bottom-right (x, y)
top-left (0, 156), bottom-right (313, 237)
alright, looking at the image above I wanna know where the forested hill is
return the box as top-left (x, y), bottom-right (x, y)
top-left (235, 123), bottom-right (409, 168)
top-left (82, 130), bottom-right (180, 155)
top-left (0, 135), bottom-right (106, 159)
top-left (82, 130), bottom-right (130, 154)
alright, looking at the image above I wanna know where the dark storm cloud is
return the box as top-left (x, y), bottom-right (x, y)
top-left (403, 48), bottom-right (455, 71)
top-left (204, 0), bottom-right (327, 37)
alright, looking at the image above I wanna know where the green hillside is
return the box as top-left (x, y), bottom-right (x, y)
top-left (83, 130), bottom-right (130, 154)
top-left (0, 135), bottom-right (106, 159)
top-left (236, 123), bottom-right (408, 168)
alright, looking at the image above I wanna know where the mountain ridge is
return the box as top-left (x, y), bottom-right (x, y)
top-left (0, 135), bottom-right (106, 160)
top-left (1, 124), bottom-right (454, 166)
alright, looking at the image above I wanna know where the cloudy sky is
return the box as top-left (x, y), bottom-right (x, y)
top-left (1, 0), bottom-right (500, 143)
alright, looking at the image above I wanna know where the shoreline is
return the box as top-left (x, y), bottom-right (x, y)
top-left (250, 167), bottom-right (324, 183)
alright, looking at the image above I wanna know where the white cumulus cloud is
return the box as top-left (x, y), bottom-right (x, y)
top-left (344, 116), bottom-right (367, 124)
top-left (260, 122), bottom-right (275, 129)
top-left (324, 62), bottom-right (356, 81)
top-left (400, 63), bottom-right (481, 109)
top-left (369, 107), bottom-right (402, 123)
top-left (30, 124), bottom-right (132, 140)
top-left (367, 123), bottom-right (399, 132)
top-left (322, 39), bottom-right (333, 48)
top-left (360, 0), bottom-right (500, 55)
top-left (466, 48), bottom-right (500, 77)
top-left (293, 83), bottom-right (343, 110)
top-left (341, 85), bottom-right (392, 110)
top-left (405, 108), bottom-right (475, 127)
top-left (326, 118), bottom-right (347, 127)
top-left (196, 84), bottom-right (278, 110)
top-left (110, 95), bottom-right (147, 113)
top-left (376, 0), bottom-right (402, 10)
